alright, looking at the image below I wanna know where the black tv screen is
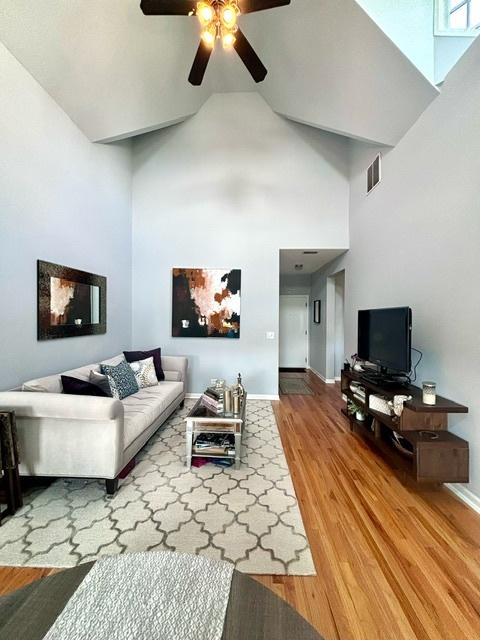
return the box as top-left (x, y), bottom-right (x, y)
top-left (358, 307), bottom-right (412, 373)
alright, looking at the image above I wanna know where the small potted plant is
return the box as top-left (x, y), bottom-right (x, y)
top-left (347, 400), bottom-right (366, 422)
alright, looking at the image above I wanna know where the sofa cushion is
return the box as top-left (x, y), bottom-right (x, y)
top-left (101, 361), bottom-right (139, 400)
top-left (121, 382), bottom-right (183, 448)
top-left (101, 354), bottom-right (125, 367)
top-left (164, 370), bottom-right (181, 382)
top-left (61, 363), bottom-right (100, 383)
top-left (61, 375), bottom-right (109, 397)
top-left (59, 355), bottom-right (123, 383)
top-left (22, 375), bottom-right (62, 393)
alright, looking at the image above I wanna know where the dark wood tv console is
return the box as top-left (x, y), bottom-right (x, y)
top-left (340, 370), bottom-right (469, 483)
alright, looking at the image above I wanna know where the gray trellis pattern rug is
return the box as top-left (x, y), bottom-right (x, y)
top-left (0, 401), bottom-right (315, 574)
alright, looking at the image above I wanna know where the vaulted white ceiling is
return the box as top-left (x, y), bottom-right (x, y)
top-left (0, 0), bottom-right (439, 144)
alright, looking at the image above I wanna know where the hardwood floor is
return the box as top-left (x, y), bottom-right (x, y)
top-left (255, 372), bottom-right (480, 640)
top-left (1, 371), bottom-right (480, 640)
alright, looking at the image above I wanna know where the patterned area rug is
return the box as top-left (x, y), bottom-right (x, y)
top-left (279, 378), bottom-right (314, 395)
top-left (0, 401), bottom-right (315, 574)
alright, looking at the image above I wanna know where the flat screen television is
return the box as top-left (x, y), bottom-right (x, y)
top-left (357, 307), bottom-right (412, 374)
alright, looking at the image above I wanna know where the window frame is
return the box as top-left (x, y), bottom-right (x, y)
top-left (435, 0), bottom-right (480, 36)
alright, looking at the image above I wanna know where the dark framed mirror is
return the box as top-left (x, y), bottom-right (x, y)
top-left (37, 260), bottom-right (106, 340)
top-left (313, 299), bottom-right (321, 324)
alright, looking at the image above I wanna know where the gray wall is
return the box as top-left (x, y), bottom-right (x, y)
top-left (316, 38), bottom-right (480, 497)
top-left (279, 274), bottom-right (312, 296)
top-left (132, 93), bottom-right (350, 396)
top-left (0, 44), bottom-right (133, 390)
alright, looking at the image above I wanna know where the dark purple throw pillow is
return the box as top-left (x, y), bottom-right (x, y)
top-left (123, 347), bottom-right (164, 381)
top-left (61, 375), bottom-right (108, 397)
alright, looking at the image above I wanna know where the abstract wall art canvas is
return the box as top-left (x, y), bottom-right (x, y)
top-left (172, 268), bottom-right (241, 338)
top-left (38, 260), bottom-right (106, 340)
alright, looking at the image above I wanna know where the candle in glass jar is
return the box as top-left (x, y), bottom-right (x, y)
top-left (422, 381), bottom-right (436, 405)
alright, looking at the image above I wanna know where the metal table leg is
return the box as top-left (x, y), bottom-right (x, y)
top-left (186, 420), bottom-right (193, 469)
top-left (234, 432), bottom-right (241, 470)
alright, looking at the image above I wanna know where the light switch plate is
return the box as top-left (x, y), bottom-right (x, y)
top-left (266, 331), bottom-right (275, 340)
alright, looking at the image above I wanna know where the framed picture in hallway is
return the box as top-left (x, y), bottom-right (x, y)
top-left (172, 268), bottom-right (241, 338)
top-left (37, 260), bottom-right (106, 340)
top-left (313, 299), bottom-right (321, 324)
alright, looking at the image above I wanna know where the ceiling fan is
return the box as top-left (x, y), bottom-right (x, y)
top-left (140, 0), bottom-right (291, 86)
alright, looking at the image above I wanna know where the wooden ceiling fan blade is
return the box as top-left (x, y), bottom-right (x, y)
top-left (188, 41), bottom-right (213, 85)
top-left (239, 0), bottom-right (290, 14)
top-left (233, 29), bottom-right (267, 83)
top-left (140, 0), bottom-right (196, 15)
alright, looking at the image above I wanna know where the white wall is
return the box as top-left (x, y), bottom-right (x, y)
top-left (253, 0), bottom-right (438, 146)
top-left (334, 271), bottom-right (345, 378)
top-left (0, 0), bottom-right (210, 142)
top-left (309, 261), bottom-right (346, 381)
top-left (132, 93), bottom-right (350, 395)
top-left (356, 0), bottom-right (435, 81)
top-left (309, 269), bottom-right (328, 379)
top-left (279, 273), bottom-right (312, 295)
top-left (0, 43), bottom-right (133, 390)
top-left (0, 0), bottom-right (438, 146)
top-left (327, 37), bottom-right (480, 497)
top-left (434, 35), bottom-right (477, 83)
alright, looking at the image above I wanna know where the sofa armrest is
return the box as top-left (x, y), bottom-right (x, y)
top-left (161, 356), bottom-right (188, 384)
top-left (0, 392), bottom-right (123, 421)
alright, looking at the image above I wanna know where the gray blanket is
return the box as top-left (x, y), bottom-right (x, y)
top-left (43, 552), bottom-right (234, 640)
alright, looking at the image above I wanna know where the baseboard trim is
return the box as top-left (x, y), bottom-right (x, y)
top-left (445, 483), bottom-right (480, 515)
top-left (308, 367), bottom-right (335, 384)
top-left (185, 392), bottom-right (279, 401)
top-left (334, 376), bottom-right (341, 382)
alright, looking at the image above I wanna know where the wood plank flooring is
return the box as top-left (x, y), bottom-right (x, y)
top-left (1, 371), bottom-right (480, 640)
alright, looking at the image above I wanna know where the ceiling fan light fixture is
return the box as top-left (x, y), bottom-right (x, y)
top-left (201, 24), bottom-right (216, 47)
top-left (221, 3), bottom-right (240, 29)
top-left (196, 1), bottom-right (215, 27)
top-left (222, 30), bottom-right (236, 48)
top-left (140, 0), bottom-right (291, 86)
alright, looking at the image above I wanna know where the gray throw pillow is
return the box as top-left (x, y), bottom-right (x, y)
top-left (89, 370), bottom-right (113, 397)
top-left (100, 360), bottom-right (139, 400)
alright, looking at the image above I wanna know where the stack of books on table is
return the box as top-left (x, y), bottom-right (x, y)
top-left (200, 387), bottom-right (224, 413)
top-left (193, 433), bottom-right (235, 456)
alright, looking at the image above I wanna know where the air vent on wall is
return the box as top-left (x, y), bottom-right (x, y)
top-left (302, 251), bottom-right (318, 255)
top-left (367, 154), bottom-right (381, 194)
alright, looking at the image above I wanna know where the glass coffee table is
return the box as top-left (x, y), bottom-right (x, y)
top-left (185, 393), bottom-right (247, 470)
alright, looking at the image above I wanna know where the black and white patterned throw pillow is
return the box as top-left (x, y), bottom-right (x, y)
top-left (100, 360), bottom-right (139, 400)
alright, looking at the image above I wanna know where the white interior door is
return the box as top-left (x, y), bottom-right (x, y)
top-left (279, 295), bottom-right (309, 368)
